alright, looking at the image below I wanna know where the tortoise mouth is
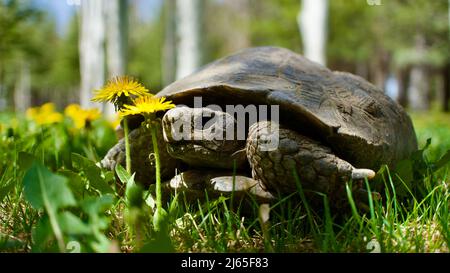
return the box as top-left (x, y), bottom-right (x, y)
top-left (166, 141), bottom-right (246, 169)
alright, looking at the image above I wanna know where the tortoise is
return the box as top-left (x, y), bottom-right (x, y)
top-left (100, 46), bottom-right (417, 210)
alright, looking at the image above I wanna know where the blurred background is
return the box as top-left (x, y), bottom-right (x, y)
top-left (0, 0), bottom-right (449, 118)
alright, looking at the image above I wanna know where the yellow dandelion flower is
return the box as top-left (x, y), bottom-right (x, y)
top-left (45, 112), bottom-right (64, 124)
top-left (119, 95), bottom-right (175, 118)
top-left (40, 102), bottom-right (56, 113)
top-left (26, 103), bottom-right (63, 125)
top-left (26, 108), bottom-right (37, 119)
top-left (64, 103), bottom-right (81, 117)
top-left (91, 76), bottom-right (150, 105)
top-left (64, 104), bottom-right (101, 129)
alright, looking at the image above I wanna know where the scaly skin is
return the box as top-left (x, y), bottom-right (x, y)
top-left (246, 121), bottom-right (375, 208)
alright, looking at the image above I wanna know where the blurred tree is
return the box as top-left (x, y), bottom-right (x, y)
top-left (0, 0), bottom-right (57, 111)
top-left (175, 0), bottom-right (203, 80)
top-left (327, 0), bottom-right (449, 111)
top-left (386, 0), bottom-right (449, 110)
top-left (105, 0), bottom-right (128, 118)
top-left (203, 0), bottom-right (251, 62)
top-left (327, 0), bottom-right (380, 81)
top-left (407, 35), bottom-right (429, 110)
top-left (48, 15), bottom-right (80, 105)
top-left (162, 0), bottom-right (176, 86)
top-left (443, 63), bottom-right (450, 112)
top-left (298, 0), bottom-right (328, 65)
top-left (13, 60), bottom-right (30, 112)
top-left (443, 0), bottom-right (450, 112)
top-left (128, 5), bottom-right (163, 92)
top-left (248, 0), bottom-right (302, 52)
top-left (79, 0), bottom-right (105, 109)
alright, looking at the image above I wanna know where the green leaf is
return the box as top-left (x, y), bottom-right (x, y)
top-left (18, 151), bottom-right (36, 171)
top-left (116, 164), bottom-right (143, 207)
top-left (91, 235), bottom-right (112, 253)
top-left (394, 159), bottom-right (414, 183)
top-left (435, 150), bottom-right (450, 170)
top-left (153, 207), bottom-right (169, 232)
top-left (71, 153), bottom-right (114, 194)
top-left (58, 212), bottom-right (91, 235)
top-left (31, 216), bottom-right (54, 252)
top-left (80, 195), bottom-right (115, 252)
top-left (140, 230), bottom-right (174, 253)
top-left (81, 194), bottom-right (114, 231)
top-left (81, 194), bottom-right (114, 217)
top-left (126, 183), bottom-right (144, 209)
top-left (71, 153), bottom-right (97, 170)
top-left (24, 162), bottom-right (77, 252)
top-left (85, 166), bottom-right (114, 194)
top-left (115, 164), bottom-right (131, 185)
top-left (23, 162), bottom-right (76, 210)
top-left (58, 170), bottom-right (86, 198)
top-left (103, 170), bottom-right (115, 183)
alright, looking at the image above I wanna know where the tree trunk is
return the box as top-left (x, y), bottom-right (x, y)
top-left (396, 67), bottom-right (410, 108)
top-left (371, 50), bottom-right (389, 91)
top-left (104, 0), bottom-right (128, 119)
top-left (162, 0), bottom-right (177, 86)
top-left (298, 0), bottom-right (328, 66)
top-left (175, 0), bottom-right (202, 80)
top-left (79, 0), bottom-right (106, 109)
top-left (14, 60), bottom-right (31, 112)
top-left (442, 63), bottom-right (450, 112)
top-left (224, 0), bottom-right (251, 51)
top-left (355, 62), bottom-right (369, 80)
top-left (408, 67), bottom-right (430, 111)
top-left (0, 65), bottom-right (7, 111)
top-left (408, 35), bottom-right (429, 111)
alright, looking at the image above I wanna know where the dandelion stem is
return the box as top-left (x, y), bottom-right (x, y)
top-left (149, 121), bottom-right (162, 211)
top-left (123, 118), bottom-right (132, 174)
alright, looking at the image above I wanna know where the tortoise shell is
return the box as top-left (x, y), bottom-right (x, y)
top-left (157, 46), bottom-right (417, 171)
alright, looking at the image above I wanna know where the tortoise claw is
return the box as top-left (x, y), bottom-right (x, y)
top-left (351, 168), bottom-right (376, 180)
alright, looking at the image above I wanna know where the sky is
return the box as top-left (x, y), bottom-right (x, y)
top-left (31, 0), bottom-right (162, 35)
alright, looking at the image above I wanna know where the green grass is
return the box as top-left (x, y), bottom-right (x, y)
top-left (0, 110), bottom-right (449, 253)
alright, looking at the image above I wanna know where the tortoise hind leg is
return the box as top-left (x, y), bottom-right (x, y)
top-left (246, 121), bottom-right (377, 209)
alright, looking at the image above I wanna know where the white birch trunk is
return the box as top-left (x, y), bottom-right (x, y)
top-left (298, 0), bottom-right (328, 66)
top-left (408, 67), bottom-right (429, 111)
top-left (175, 0), bottom-right (202, 80)
top-left (79, 0), bottom-right (105, 109)
top-left (224, 0), bottom-right (250, 51)
top-left (408, 35), bottom-right (429, 111)
top-left (14, 61), bottom-right (31, 112)
top-left (104, 0), bottom-right (127, 119)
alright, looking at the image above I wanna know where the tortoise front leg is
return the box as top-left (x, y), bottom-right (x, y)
top-left (246, 121), bottom-right (378, 209)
